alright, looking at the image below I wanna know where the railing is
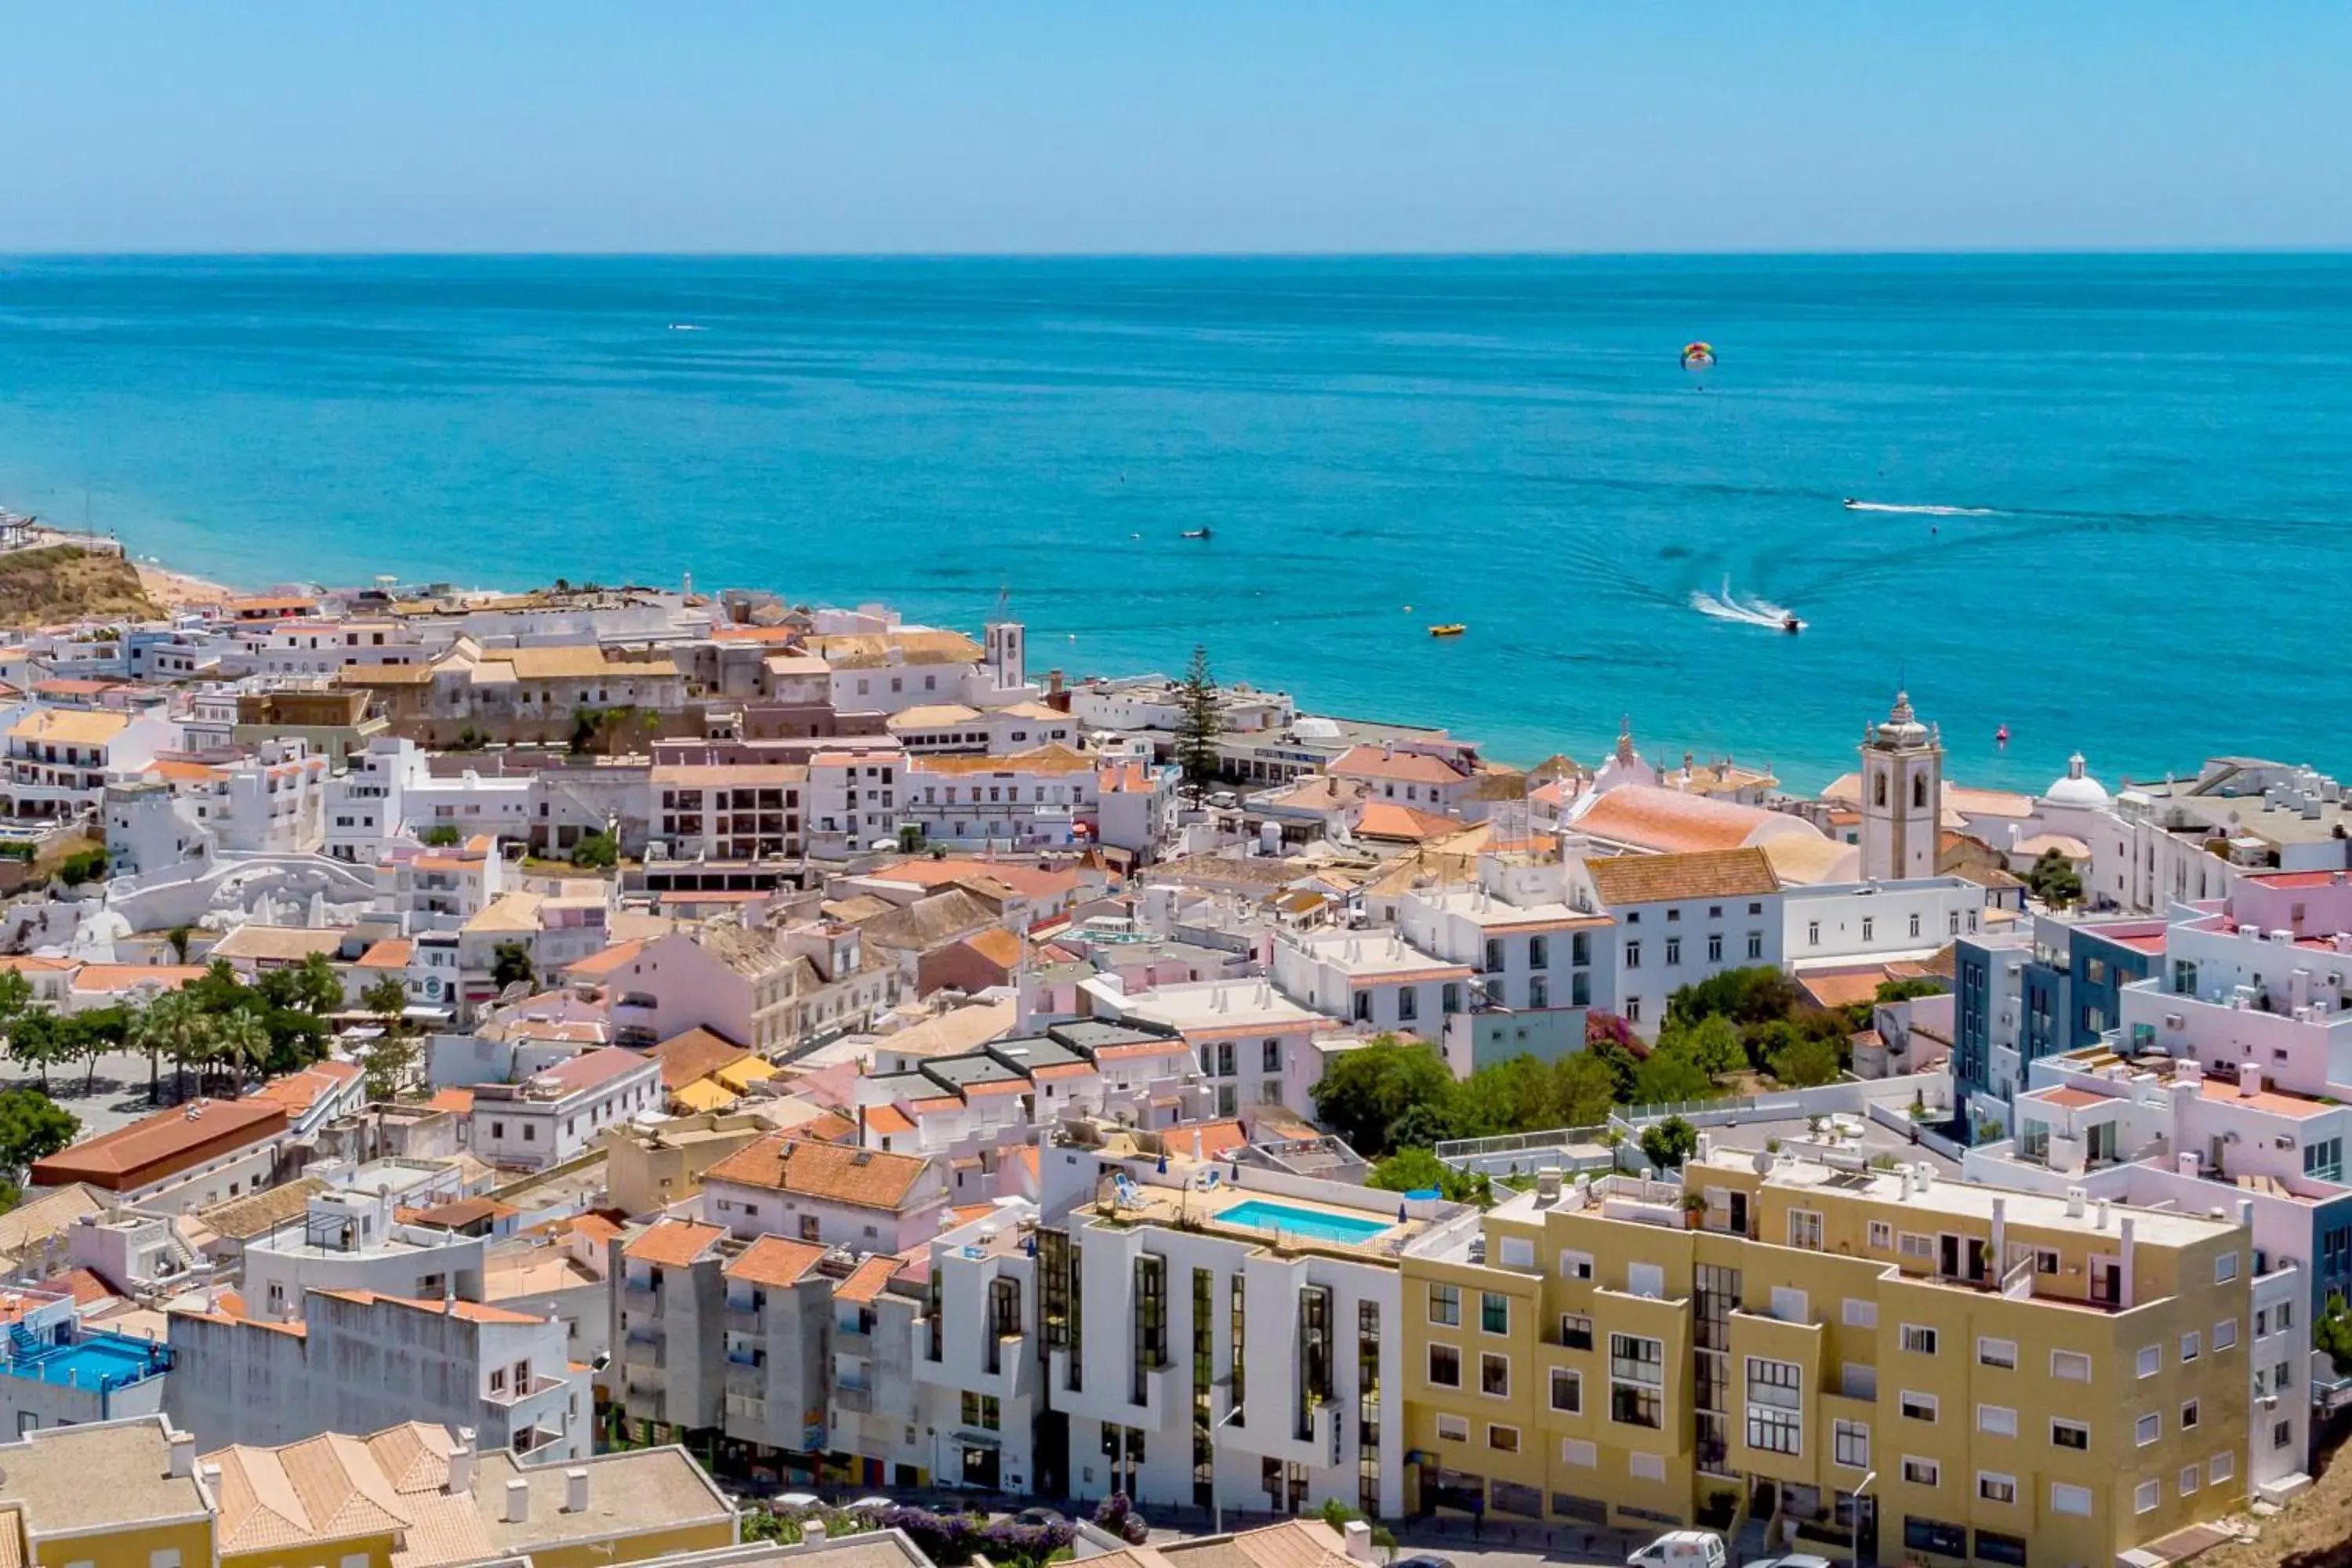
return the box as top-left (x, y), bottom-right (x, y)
top-left (1436, 1124), bottom-right (1610, 1160)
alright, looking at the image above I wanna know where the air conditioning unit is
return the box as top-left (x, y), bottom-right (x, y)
top-left (2164, 1013), bottom-right (2184, 1029)
top-left (2277, 1138), bottom-right (2295, 1150)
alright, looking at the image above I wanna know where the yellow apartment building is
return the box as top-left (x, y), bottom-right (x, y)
top-left (1401, 1143), bottom-right (2254, 1567)
top-left (0, 1417), bottom-right (215, 1568)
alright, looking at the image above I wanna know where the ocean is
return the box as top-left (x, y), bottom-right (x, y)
top-left (0, 252), bottom-right (2346, 793)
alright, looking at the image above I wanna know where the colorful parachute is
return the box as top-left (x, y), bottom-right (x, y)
top-left (1680, 341), bottom-right (1715, 372)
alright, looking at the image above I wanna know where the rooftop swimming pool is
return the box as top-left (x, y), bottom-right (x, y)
top-left (1218, 1199), bottom-right (1394, 1246)
top-left (6, 1334), bottom-right (170, 1391)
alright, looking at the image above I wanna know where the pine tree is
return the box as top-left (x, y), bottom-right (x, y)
top-left (1175, 644), bottom-right (1221, 793)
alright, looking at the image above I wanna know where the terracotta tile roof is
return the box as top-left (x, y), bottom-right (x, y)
top-left (30, 1097), bottom-right (287, 1191)
top-left (251, 1059), bottom-right (362, 1114)
top-left (1586, 846), bottom-right (1779, 906)
top-left (960, 925), bottom-right (1024, 970)
top-left (1352, 800), bottom-right (1461, 842)
top-left (1030, 1062), bottom-right (1096, 1081)
top-left (864, 1104), bottom-right (915, 1137)
top-left (539, 1046), bottom-right (655, 1095)
top-left (622, 1218), bottom-right (726, 1267)
top-left (563, 939), bottom-right (644, 979)
top-left (1171, 1119), bottom-right (1249, 1160)
top-left (914, 744), bottom-right (1095, 778)
top-left (209, 924), bottom-right (350, 964)
top-left (314, 1290), bottom-right (549, 1326)
top-left (7, 709), bottom-right (129, 746)
top-left (2030, 1085), bottom-right (2107, 1111)
top-left (1327, 744), bottom-right (1467, 786)
top-left (70, 963), bottom-right (208, 996)
top-left (1795, 966), bottom-right (1896, 1010)
top-left (650, 1026), bottom-right (750, 1092)
top-left (874, 858), bottom-right (1082, 900)
top-left (354, 938), bottom-right (414, 971)
top-left (425, 1087), bottom-right (474, 1116)
top-left (833, 1254), bottom-right (903, 1305)
top-left (796, 1111), bottom-right (858, 1144)
top-left (198, 1177), bottom-right (335, 1242)
top-left (704, 1133), bottom-right (932, 1210)
top-left (722, 1235), bottom-right (827, 1289)
top-left (34, 1268), bottom-right (117, 1308)
top-left (1573, 784), bottom-right (1798, 855)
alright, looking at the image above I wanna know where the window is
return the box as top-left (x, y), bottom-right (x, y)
top-left (1746, 1357), bottom-right (1803, 1455)
top-left (2136, 1343), bottom-right (2163, 1377)
top-left (1978, 1472), bottom-right (2017, 1505)
top-left (1769, 1286), bottom-right (1808, 1322)
top-left (1428, 1283), bottom-right (1461, 1326)
top-left (1977, 1337), bottom-right (2017, 1370)
top-left (2216, 1250), bottom-right (2240, 1283)
top-left (1900, 1390), bottom-right (1937, 1423)
top-left (1900, 1456), bottom-right (1940, 1486)
top-left (1481, 1292), bottom-right (1509, 1334)
top-left (1435, 1413), bottom-right (1468, 1442)
top-left (2215, 1318), bottom-right (2238, 1351)
top-left (1867, 1220), bottom-right (1893, 1250)
top-left (1549, 1368), bottom-right (1581, 1412)
top-left (2210, 1452), bottom-right (2234, 1485)
top-left (1909, 912), bottom-right (1922, 939)
top-left (1900, 1324), bottom-right (1938, 1356)
top-left (1263, 1038), bottom-right (1281, 1072)
top-left (1628, 1262), bottom-right (1665, 1299)
top-left (1833, 1419), bottom-right (1870, 1469)
top-left (1664, 937), bottom-right (1681, 966)
top-left (1862, 916), bottom-right (1875, 942)
top-left (2276, 1417), bottom-right (2296, 1450)
top-left (2052, 1418), bottom-right (2089, 1450)
top-left (1977, 1404), bottom-right (2016, 1438)
top-left (1899, 1232), bottom-right (1934, 1261)
top-left (152, 1554), bottom-right (183, 1568)
top-left (1903, 1520), bottom-right (1965, 1560)
top-left (2051, 1482), bottom-right (2092, 1516)
top-left (1427, 1345), bottom-right (1461, 1388)
top-left (1625, 940), bottom-right (1641, 970)
top-left (1561, 1436), bottom-right (1598, 1467)
top-left (2135, 1479), bottom-right (2161, 1515)
top-left (2181, 1399), bottom-right (2199, 1431)
top-left (2051, 1349), bottom-right (2092, 1381)
top-left (1559, 1250), bottom-right (1594, 1281)
top-left (2136, 1413), bottom-right (2161, 1446)
top-left (1487, 1423), bottom-right (1519, 1453)
top-left (1708, 934), bottom-right (1722, 963)
top-left (1559, 1313), bottom-right (1594, 1350)
top-left (1747, 931), bottom-right (1763, 960)
top-left (1529, 935), bottom-right (1548, 969)
top-left (1788, 1210), bottom-right (1824, 1250)
top-left (1842, 1298), bottom-right (1877, 1329)
top-left (1479, 1352), bottom-right (1509, 1397)
top-left (1609, 1334), bottom-right (1664, 1428)
top-left (2181, 1330), bottom-right (2201, 1363)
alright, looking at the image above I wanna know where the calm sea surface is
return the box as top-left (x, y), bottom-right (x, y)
top-left (0, 253), bottom-right (2346, 791)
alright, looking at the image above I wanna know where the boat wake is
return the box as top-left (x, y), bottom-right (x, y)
top-left (1842, 499), bottom-right (1994, 517)
top-left (1690, 578), bottom-right (1803, 631)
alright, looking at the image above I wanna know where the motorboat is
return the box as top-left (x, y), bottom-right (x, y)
top-left (1428, 623), bottom-right (1467, 638)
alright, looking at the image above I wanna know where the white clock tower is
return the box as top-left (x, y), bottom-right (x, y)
top-left (1859, 690), bottom-right (1941, 882)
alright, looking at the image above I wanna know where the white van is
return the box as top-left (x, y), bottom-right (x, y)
top-left (1626, 1532), bottom-right (1727, 1568)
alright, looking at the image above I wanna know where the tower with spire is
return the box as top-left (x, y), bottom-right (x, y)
top-left (1859, 690), bottom-right (1942, 881)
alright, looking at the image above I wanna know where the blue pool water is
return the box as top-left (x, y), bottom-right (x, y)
top-left (1219, 1199), bottom-right (1395, 1245)
top-left (13, 1334), bottom-right (167, 1390)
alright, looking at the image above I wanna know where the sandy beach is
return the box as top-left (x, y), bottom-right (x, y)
top-left (133, 557), bottom-right (239, 608)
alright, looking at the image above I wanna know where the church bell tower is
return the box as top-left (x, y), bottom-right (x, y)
top-left (1860, 690), bottom-right (1941, 881)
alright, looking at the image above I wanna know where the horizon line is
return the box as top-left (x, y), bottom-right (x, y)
top-left (4, 245), bottom-right (2352, 262)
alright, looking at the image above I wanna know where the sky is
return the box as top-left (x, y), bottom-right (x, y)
top-left (4, 3), bottom-right (2347, 253)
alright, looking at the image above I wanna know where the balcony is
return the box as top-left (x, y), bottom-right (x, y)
top-left (726, 1392), bottom-right (768, 1425)
top-left (484, 1372), bottom-right (568, 1406)
top-left (834, 1384), bottom-right (874, 1415)
top-left (724, 1307), bottom-right (762, 1335)
top-left (726, 1359), bottom-right (765, 1396)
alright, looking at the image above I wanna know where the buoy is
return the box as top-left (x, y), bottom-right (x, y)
top-left (1995, 724), bottom-right (2010, 746)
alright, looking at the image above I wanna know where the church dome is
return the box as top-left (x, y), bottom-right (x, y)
top-left (2044, 751), bottom-right (2111, 810)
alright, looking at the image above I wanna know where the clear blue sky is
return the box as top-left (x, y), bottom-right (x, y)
top-left (5, 2), bottom-right (2347, 252)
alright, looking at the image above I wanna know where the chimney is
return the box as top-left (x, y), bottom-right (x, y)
top-left (564, 1468), bottom-right (590, 1514)
top-left (1990, 1196), bottom-right (2006, 1269)
top-left (2093, 1198), bottom-right (2111, 1231)
top-left (448, 1428), bottom-right (477, 1494)
top-left (1192, 1129), bottom-right (1204, 1160)
top-left (504, 1478), bottom-right (531, 1525)
top-left (2064, 1185), bottom-right (2087, 1219)
top-left (169, 1430), bottom-right (196, 1479)
top-left (199, 1462), bottom-right (223, 1496)
top-left (1342, 1522), bottom-right (1375, 1563)
top-left (2242, 1066), bottom-right (2263, 1099)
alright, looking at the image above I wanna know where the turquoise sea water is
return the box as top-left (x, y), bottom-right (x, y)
top-left (0, 254), bottom-right (2346, 791)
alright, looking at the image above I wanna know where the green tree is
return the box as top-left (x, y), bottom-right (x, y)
top-left (289, 951), bottom-right (347, 1016)
top-left (1638, 1115), bottom-right (1700, 1171)
top-left (1367, 1145), bottom-right (1485, 1203)
top-left (1553, 1049), bottom-right (1620, 1126)
top-left (571, 830), bottom-right (619, 870)
top-left (492, 942), bottom-right (535, 992)
top-left (1385, 1102), bottom-right (1457, 1152)
top-left (0, 1090), bottom-right (78, 1178)
top-left (1769, 1030), bottom-right (1843, 1088)
top-left (360, 975), bottom-right (419, 1099)
top-left (1174, 644), bottom-right (1221, 793)
top-left (1631, 1041), bottom-right (1715, 1106)
top-left (1309, 1036), bottom-right (1454, 1157)
top-left (1875, 976), bottom-right (1948, 1005)
top-left (165, 925), bottom-right (194, 963)
top-left (2318, 1291), bottom-right (2352, 1376)
top-left (133, 992), bottom-right (211, 1102)
top-left (1668, 966), bottom-right (1803, 1029)
top-left (0, 969), bottom-right (33, 1057)
top-left (2024, 847), bottom-right (2083, 909)
top-left (5, 1011), bottom-right (67, 1094)
top-left (187, 960), bottom-right (252, 1017)
top-left (62, 1007), bottom-right (129, 1095)
top-left (1448, 1054), bottom-right (1558, 1138)
top-left (1682, 1014), bottom-right (1746, 1076)
top-left (208, 1010), bottom-right (269, 1091)
top-left (56, 847), bottom-right (109, 887)
top-left (420, 824), bottom-right (463, 848)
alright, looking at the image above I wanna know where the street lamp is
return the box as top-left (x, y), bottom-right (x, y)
top-left (1848, 1471), bottom-right (1877, 1568)
top-left (1211, 1403), bottom-right (1246, 1536)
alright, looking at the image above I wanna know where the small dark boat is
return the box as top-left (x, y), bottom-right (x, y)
top-left (1181, 528), bottom-right (1212, 540)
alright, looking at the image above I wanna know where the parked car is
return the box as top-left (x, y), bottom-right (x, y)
top-left (1628, 1532), bottom-right (1727, 1568)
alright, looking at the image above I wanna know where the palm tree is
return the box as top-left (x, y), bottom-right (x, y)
top-left (290, 952), bottom-right (346, 1017)
top-left (134, 993), bottom-right (209, 1104)
top-left (209, 1010), bottom-right (268, 1094)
